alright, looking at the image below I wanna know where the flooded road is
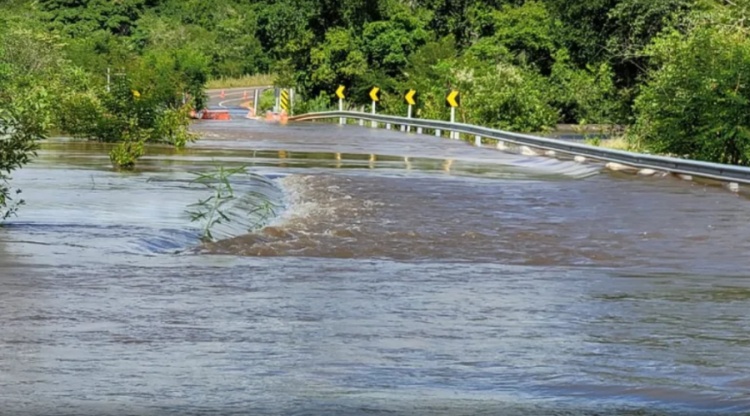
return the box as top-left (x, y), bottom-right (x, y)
top-left (2, 116), bottom-right (750, 415)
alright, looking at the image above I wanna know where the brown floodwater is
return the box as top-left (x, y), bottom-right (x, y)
top-left (1, 114), bottom-right (750, 415)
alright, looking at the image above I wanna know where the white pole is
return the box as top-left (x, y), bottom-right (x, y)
top-left (407, 104), bottom-right (412, 133)
top-left (371, 101), bottom-right (377, 128)
top-left (450, 107), bottom-right (456, 139)
top-left (290, 88), bottom-right (295, 116)
top-left (339, 98), bottom-right (344, 125)
top-left (254, 89), bottom-right (260, 115)
top-left (106, 67), bottom-right (111, 93)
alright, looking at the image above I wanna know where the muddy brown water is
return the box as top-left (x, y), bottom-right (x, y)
top-left (1, 116), bottom-right (750, 415)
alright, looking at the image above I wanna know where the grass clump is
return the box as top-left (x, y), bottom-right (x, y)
top-left (206, 74), bottom-right (275, 89)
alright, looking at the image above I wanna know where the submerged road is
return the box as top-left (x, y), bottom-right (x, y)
top-left (0, 102), bottom-right (749, 415)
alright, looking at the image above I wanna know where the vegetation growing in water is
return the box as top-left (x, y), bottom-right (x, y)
top-left (187, 166), bottom-right (279, 242)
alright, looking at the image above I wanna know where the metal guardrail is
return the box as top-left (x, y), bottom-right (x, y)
top-left (290, 111), bottom-right (750, 186)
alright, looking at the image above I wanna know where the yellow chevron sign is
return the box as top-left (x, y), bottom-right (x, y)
top-left (446, 90), bottom-right (460, 107)
top-left (405, 89), bottom-right (417, 106)
top-left (280, 89), bottom-right (290, 112)
top-left (336, 85), bottom-right (345, 100)
top-left (369, 87), bottom-right (381, 102)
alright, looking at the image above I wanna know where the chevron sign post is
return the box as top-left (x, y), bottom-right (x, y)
top-left (369, 87), bottom-right (381, 128)
top-left (404, 89), bottom-right (417, 133)
top-left (336, 85), bottom-right (346, 125)
top-left (446, 90), bottom-right (460, 139)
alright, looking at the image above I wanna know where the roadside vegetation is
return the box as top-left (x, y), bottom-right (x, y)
top-left (1, 0), bottom-right (750, 220)
top-left (206, 74), bottom-right (275, 90)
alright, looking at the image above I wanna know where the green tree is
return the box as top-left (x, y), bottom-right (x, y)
top-left (362, 12), bottom-right (430, 77)
top-left (633, 13), bottom-right (750, 164)
top-left (464, 62), bottom-right (559, 132)
top-left (307, 28), bottom-right (368, 99)
top-left (549, 50), bottom-right (621, 124)
top-left (40, 0), bottom-right (151, 36)
top-left (0, 24), bottom-right (58, 220)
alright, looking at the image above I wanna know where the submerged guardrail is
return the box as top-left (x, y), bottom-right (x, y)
top-left (290, 111), bottom-right (750, 189)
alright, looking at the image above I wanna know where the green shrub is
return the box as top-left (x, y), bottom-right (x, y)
top-left (258, 89), bottom-right (276, 112)
top-left (296, 92), bottom-right (334, 114)
top-left (465, 62), bottom-right (559, 132)
top-left (633, 16), bottom-right (750, 164)
top-left (154, 106), bottom-right (196, 148)
top-left (109, 140), bottom-right (145, 170)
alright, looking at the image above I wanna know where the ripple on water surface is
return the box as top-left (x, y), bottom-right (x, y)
top-left (1, 121), bottom-right (750, 415)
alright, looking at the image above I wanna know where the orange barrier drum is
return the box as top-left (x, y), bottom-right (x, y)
top-left (264, 110), bottom-right (289, 124)
top-left (201, 110), bottom-right (231, 120)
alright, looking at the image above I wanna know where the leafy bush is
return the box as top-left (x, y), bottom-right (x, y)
top-left (296, 92), bottom-right (334, 114)
top-left (549, 50), bottom-right (621, 125)
top-left (0, 95), bottom-right (50, 219)
top-left (56, 70), bottom-right (198, 168)
top-left (154, 106), bottom-right (196, 148)
top-left (633, 16), bottom-right (750, 164)
top-left (0, 23), bottom-right (57, 221)
top-left (109, 140), bottom-right (145, 170)
top-left (258, 89), bottom-right (277, 112)
top-left (465, 62), bottom-right (559, 132)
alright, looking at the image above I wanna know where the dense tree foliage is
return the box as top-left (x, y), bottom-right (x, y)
top-left (0, 0), bottom-right (749, 221)
top-left (0, 16), bottom-right (58, 219)
top-left (633, 6), bottom-right (750, 164)
top-left (23, 0), bottom-right (743, 129)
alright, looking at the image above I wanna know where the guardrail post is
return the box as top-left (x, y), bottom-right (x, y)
top-left (436, 129), bottom-right (441, 137)
top-left (475, 135), bottom-right (482, 147)
top-left (417, 127), bottom-right (423, 135)
top-left (386, 123), bottom-right (391, 130)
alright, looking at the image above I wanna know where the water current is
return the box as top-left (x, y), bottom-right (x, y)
top-left (1, 113), bottom-right (750, 415)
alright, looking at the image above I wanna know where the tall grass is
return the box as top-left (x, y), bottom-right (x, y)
top-left (585, 135), bottom-right (639, 152)
top-left (186, 165), bottom-right (279, 242)
top-left (206, 74), bottom-right (275, 89)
